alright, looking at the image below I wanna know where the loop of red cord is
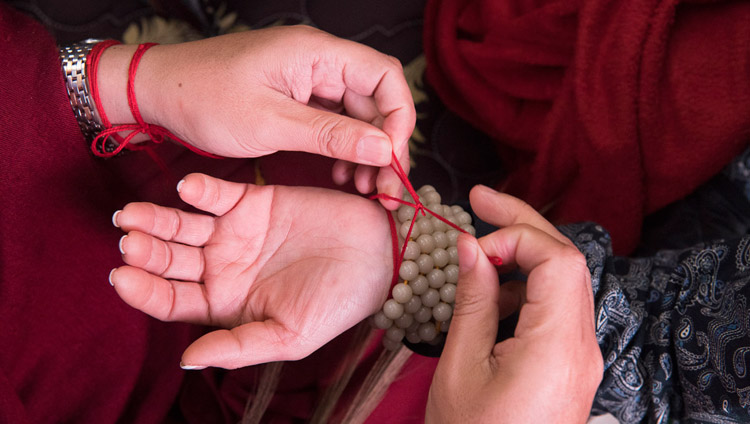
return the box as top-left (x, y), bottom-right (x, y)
top-left (87, 41), bottom-right (221, 159)
top-left (371, 152), bottom-right (503, 288)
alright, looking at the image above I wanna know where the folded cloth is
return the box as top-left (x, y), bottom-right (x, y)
top-left (424, 0), bottom-right (750, 254)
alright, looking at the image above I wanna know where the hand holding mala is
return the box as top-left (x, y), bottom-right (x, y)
top-left (373, 185), bottom-right (476, 350)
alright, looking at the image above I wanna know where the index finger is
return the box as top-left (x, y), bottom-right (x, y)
top-left (478, 224), bottom-right (594, 326)
top-left (339, 51), bottom-right (415, 158)
top-left (469, 185), bottom-right (571, 246)
top-left (335, 46), bottom-right (414, 204)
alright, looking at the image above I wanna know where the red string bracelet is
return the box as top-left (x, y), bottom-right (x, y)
top-left (371, 152), bottom-right (503, 288)
top-left (87, 41), bottom-right (221, 159)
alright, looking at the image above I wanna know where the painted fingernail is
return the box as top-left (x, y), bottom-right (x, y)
top-left (108, 268), bottom-right (116, 286)
top-left (356, 135), bottom-right (391, 166)
top-left (118, 235), bottom-right (127, 255)
top-left (112, 210), bottom-right (122, 227)
top-left (180, 362), bottom-right (206, 370)
top-left (176, 179), bottom-right (185, 193)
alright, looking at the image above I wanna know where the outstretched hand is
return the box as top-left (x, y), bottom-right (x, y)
top-left (110, 173), bottom-right (393, 369)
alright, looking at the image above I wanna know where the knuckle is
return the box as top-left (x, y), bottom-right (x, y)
top-left (519, 201), bottom-right (538, 219)
top-left (559, 246), bottom-right (589, 275)
top-left (311, 115), bottom-right (352, 158)
top-left (386, 54), bottom-right (403, 70)
top-left (167, 208), bottom-right (181, 240)
top-left (452, 290), bottom-right (488, 320)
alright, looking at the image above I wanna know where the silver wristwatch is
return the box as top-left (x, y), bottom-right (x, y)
top-left (59, 39), bottom-right (119, 154)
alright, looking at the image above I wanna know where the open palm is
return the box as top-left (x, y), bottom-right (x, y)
top-left (111, 173), bottom-right (392, 369)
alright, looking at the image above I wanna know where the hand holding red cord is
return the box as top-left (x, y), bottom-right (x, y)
top-left (94, 26), bottom-right (415, 203)
top-left (426, 185), bottom-right (602, 423)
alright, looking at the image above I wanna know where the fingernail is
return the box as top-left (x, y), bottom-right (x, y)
top-left (180, 362), bottom-right (206, 370)
top-left (108, 268), bottom-right (116, 286)
top-left (457, 234), bottom-right (477, 272)
top-left (118, 235), bottom-right (127, 255)
top-left (176, 179), bottom-right (185, 193)
top-left (356, 135), bottom-right (391, 166)
top-left (112, 210), bottom-right (122, 227)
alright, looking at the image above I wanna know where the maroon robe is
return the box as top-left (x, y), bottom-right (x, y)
top-left (424, 0), bottom-right (750, 254)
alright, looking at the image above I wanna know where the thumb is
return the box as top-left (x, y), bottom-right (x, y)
top-left (180, 321), bottom-right (307, 370)
top-left (442, 234), bottom-right (501, 364)
top-left (272, 101), bottom-right (393, 166)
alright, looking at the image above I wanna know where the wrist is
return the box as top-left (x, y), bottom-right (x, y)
top-left (96, 44), bottom-right (166, 143)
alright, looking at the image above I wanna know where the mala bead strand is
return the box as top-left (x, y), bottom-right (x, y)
top-left (374, 185), bottom-right (476, 349)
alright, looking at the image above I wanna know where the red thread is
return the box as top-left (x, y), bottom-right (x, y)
top-left (371, 152), bottom-right (503, 287)
top-left (87, 41), bottom-right (221, 159)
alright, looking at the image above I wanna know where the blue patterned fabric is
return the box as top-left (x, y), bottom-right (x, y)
top-left (562, 148), bottom-right (750, 423)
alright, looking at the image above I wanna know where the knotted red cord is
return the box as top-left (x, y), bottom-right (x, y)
top-left (87, 41), bottom-right (221, 159)
top-left (371, 152), bottom-right (503, 287)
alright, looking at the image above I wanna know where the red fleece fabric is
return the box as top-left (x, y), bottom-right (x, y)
top-left (424, 0), bottom-right (750, 253)
top-left (0, 5), bottom-right (197, 423)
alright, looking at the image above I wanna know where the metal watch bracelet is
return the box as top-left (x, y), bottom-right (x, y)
top-left (59, 39), bottom-right (120, 155)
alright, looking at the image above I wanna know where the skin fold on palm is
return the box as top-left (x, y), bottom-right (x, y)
top-left (111, 173), bottom-right (393, 369)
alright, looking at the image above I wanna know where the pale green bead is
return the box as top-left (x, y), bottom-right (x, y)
top-left (440, 283), bottom-right (457, 303)
top-left (440, 318), bottom-right (451, 332)
top-left (456, 211), bottom-right (472, 225)
top-left (421, 288), bottom-right (440, 307)
top-left (444, 264), bottom-right (459, 284)
top-left (423, 191), bottom-right (441, 205)
top-left (427, 268), bottom-right (446, 289)
top-left (432, 231), bottom-right (449, 249)
top-left (417, 217), bottom-right (434, 235)
top-left (386, 326), bottom-right (405, 342)
top-left (418, 322), bottom-right (438, 342)
top-left (446, 229), bottom-right (460, 246)
top-left (410, 275), bottom-right (429, 295)
top-left (417, 234), bottom-right (436, 253)
top-left (399, 260), bottom-right (419, 281)
top-left (394, 313), bottom-right (414, 329)
top-left (451, 205), bottom-right (464, 215)
top-left (426, 203), bottom-right (442, 214)
top-left (392, 283), bottom-right (413, 303)
top-left (405, 331), bottom-right (422, 344)
top-left (399, 220), bottom-right (420, 239)
top-left (414, 306), bottom-right (432, 323)
top-left (442, 204), bottom-right (454, 217)
top-left (372, 311), bottom-right (393, 329)
top-left (460, 224), bottom-right (476, 236)
top-left (416, 254), bottom-right (435, 274)
top-left (417, 185), bottom-right (436, 196)
top-left (404, 295), bottom-right (422, 314)
top-left (432, 302), bottom-right (453, 322)
top-left (404, 241), bottom-right (421, 261)
top-left (431, 216), bottom-right (448, 232)
top-left (383, 299), bottom-right (404, 320)
top-left (430, 248), bottom-right (450, 268)
top-left (447, 246), bottom-right (459, 264)
top-left (397, 204), bottom-right (416, 223)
